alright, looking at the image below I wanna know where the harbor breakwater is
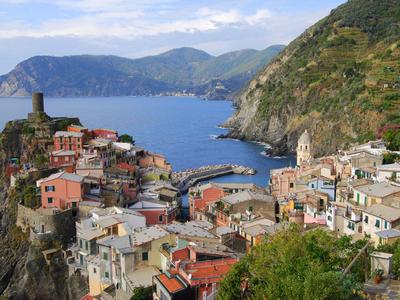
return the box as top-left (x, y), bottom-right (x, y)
top-left (172, 164), bottom-right (256, 193)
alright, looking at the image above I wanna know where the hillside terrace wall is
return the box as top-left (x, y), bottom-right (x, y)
top-left (17, 204), bottom-right (76, 245)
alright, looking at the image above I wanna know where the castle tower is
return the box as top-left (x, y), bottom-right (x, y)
top-left (28, 92), bottom-right (49, 122)
top-left (296, 129), bottom-right (312, 166)
top-left (32, 92), bottom-right (44, 114)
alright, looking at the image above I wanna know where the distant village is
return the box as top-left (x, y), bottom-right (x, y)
top-left (6, 93), bottom-right (400, 299)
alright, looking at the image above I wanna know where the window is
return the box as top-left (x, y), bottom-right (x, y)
top-left (347, 222), bottom-right (355, 231)
top-left (45, 186), bottom-right (55, 192)
top-left (85, 241), bottom-right (88, 251)
top-left (356, 193), bottom-right (360, 205)
top-left (311, 184), bottom-right (315, 189)
top-left (364, 215), bottom-right (369, 224)
top-left (47, 197), bottom-right (53, 204)
top-left (103, 252), bottom-right (108, 260)
top-left (79, 239), bottom-right (83, 248)
top-left (65, 156), bottom-right (69, 162)
top-left (289, 182), bottom-right (294, 188)
top-left (54, 157), bottom-right (58, 162)
top-left (104, 271), bottom-right (109, 278)
top-left (327, 216), bottom-right (332, 221)
top-left (364, 196), bottom-right (367, 206)
top-left (319, 199), bottom-right (324, 207)
top-left (385, 220), bottom-right (388, 229)
top-left (71, 202), bottom-right (77, 208)
top-left (142, 252), bottom-right (148, 261)
top-left (93, 267), bottom-right (96, 274)
top-left (375, 219), bottom-right (381, 228)
top-left (158, 215), bottom-right (163, 223)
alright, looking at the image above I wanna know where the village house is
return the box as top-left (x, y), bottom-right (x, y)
top-left (49, 150), bottom-right (76, 171)
top-left (189, 182), bottom-right (260, 220)
top-left (38, 171), bottom-right (85, 210)
top-left (362, 204), bottom-right (400, 245)
top-left (67, 124), bottom-right (90, 140)
top-left (349, 151), bottom-right (383, 178)
top-left (352, 182), bottom-right (400, 207)
top-left (91, 128), bottom-right (118, 142)
top-left (68, 206), bottom-right (146, 275)
top-left (153, 243), bottom-right (238, 300)
top-left (130, 197), bottom-right (180, 225)
top-left (84, 138), bottom-right (116, 168)
top-left (53, 131), bottom-right (84, 157)
top-left (269, 167), bottom-right (297, 199)
top-left (139, 152), bottom-right (172, 172)
top-left (210, 191), bottom-right (278, 228)
top-left (377, 163), bottom-right (400, 183)
top-left (87, 226), bottom-right (171, 297)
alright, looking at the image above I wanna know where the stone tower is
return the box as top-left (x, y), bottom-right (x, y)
top-left (296, 129), bottom-right (312, 166)
top-left (32, 92), bottom-right (44, 114)
top-left (28, 92), bottom-right (49, 122)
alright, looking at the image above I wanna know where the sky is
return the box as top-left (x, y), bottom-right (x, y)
top-left (0, 0), bottom-right (347, 74)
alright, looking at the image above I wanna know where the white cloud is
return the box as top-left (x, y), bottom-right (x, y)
top-left (0, 3), bottom-right (274, 39)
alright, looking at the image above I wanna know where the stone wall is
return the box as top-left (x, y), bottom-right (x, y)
top-left (17, 204), bottom-right (76, 245)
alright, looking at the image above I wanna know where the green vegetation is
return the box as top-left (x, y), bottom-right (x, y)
top-left (0, 46), bottom-right (284, 98)
top-left (383, 152), bottom-right (400, 164)
top-left (22, 123), bottom-right (35, 136)
top-left (118, 134), bottom-right (135, 144)
top-left (22, 185), bottom-right (40, 209)
top-left (383, 129), bottom-right (400, 151)
top-left (235, 0), bottom-right (400, 155)
top-left (217, 225), bottom-right (369, 300)
top-left (130, 286), bottom-right (152, 300)
top-left (377, 240), bottom-right (400, 277)
top-left (34, 153), bottom-right (48, 169)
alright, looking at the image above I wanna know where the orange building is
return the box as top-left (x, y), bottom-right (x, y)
top-left (139, 152), bottom-right (172, 172)
top-left (188, 183), bottom-right (225, 220)
top-left (39, 172), bottom-right (85, 210)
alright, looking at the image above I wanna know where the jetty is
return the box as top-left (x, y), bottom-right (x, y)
top-left (172, 164), bottom-right (256, 194)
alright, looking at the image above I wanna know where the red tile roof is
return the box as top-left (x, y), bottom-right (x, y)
top-left (80, 294), bottom-right (94, 300)
top-left (157, 274), bottom-right (185, 293)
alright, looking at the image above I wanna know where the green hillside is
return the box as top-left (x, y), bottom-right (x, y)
top-left (0, 46), bottom-right (284, 98)
top-left (226, 0), bottom-right (400, 155)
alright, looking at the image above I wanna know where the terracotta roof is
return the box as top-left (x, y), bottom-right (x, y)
top-left (184, 260), bottom-right (236, 281)
top-left (157, 274), bottom-right (185, 294)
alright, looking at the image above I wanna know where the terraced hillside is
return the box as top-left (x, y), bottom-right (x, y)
top-left (225, 0), bottom-right (400, 156)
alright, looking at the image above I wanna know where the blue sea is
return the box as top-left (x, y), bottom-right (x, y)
top-left (0, 96), bottom-right (295, 202)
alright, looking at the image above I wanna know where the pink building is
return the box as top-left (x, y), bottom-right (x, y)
top-left (53, 131), bottom-right (84, 157)
top-left (39, 172), bottom-right (85, 210)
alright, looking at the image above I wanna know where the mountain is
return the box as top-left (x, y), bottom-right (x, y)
top-left (224, 0), bottom-right (400, 156)
top-left (0, 46), bottom-right (285, 99)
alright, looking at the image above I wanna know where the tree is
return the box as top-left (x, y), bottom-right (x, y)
top-left (118, 134), bottom-right (135, 144)
top-left (130, 286), bottom-right (152, 300)
top-left (217, 225), bottom-right (367, 300)
top-left (23, 185), bottom-right (39, 208)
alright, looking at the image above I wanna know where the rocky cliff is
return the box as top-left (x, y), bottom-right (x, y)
top-left (0, 118), bottom-right (87, 299)
top-left (225, 0), bottom-right (400, 156)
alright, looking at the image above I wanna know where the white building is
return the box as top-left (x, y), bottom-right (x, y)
top-left (377, 163), bottom-right (400, 183)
